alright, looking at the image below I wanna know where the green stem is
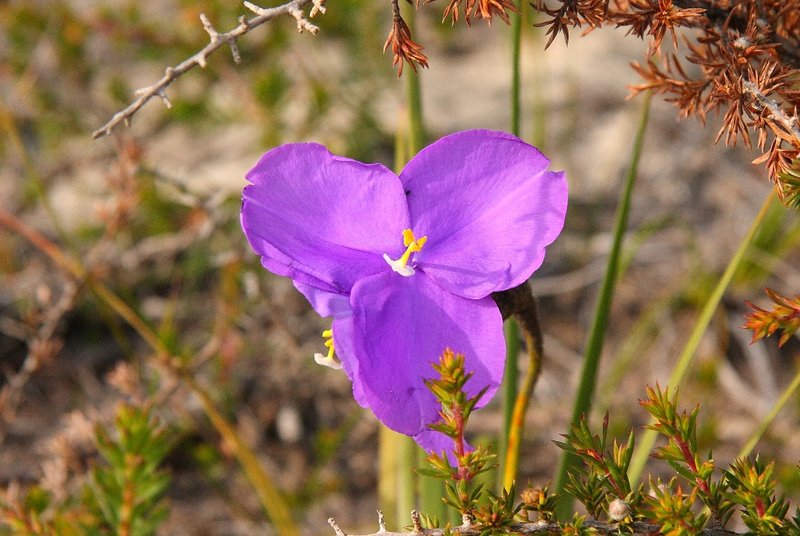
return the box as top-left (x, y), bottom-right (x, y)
top-left (502, 299), bottom-right (543, 491)
top-left (186, 375), bottom-right (300, 536)
top-left (398, 435), bottom-right (417, 528)
top-left (402, 2), bottom-right (425, 154)
top-left (738, 364), bottom-right (800, 458)
top-left (628, 190), bottom-right (776, 485)
top-left (499, 0), bottom-right (524, 490)
top-left (407, 71), bottom-right (424, 155)
top-left (500, 319), bottom-right (520, 488)
top-left (417, 447), bottom-right (447, 524)
top-left (510, 0), bottom-right (522, 138)
top-left (378, 426), bottom-right (401, 529)
top-left (554, 92), bottom-right (652, 519)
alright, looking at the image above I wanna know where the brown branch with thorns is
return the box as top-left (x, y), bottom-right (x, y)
top-left (326, 509), bottom-right (740, 535)
top-left (91, 0), bottom-right (325, 139)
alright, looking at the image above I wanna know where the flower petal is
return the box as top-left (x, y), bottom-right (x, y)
top-left (400, 130), bottom-right (568, 299)
top-left (413, 429), bottom-right (472, 459)
top-left (293, 281), bottom-right (351, 318)
top-left (242, 143), bottom-right (410, 293)
top-left (342, 271), bottom-right (505, 437)
top-left (330, 315), bottom-right (368, 407)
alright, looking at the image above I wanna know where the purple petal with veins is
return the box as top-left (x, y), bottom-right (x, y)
top-left (241, 130), bottom-right (568, 453)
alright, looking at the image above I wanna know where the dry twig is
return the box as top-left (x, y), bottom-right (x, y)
top-left (0, 279), bottom-right (79, 427)
top-left (384, 0), bottom-right (429, 76)
top-left (326, 510), bottom-right (740, 535)
top-left (92, 0), bottom-right (324, 139)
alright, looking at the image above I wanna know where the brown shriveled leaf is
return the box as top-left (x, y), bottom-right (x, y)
top-left (436, 0), bottom-right (517, 26)
top-left (613, 0), bottom-right (706, 54)
top-left (629, 56), bottom-right (710, 121)
top-left (532, 0), bottom-right (608, 49)
top-left (383, 13), bottom-right (429, 76)
top-left (752, 140), bottom-right (798, 185)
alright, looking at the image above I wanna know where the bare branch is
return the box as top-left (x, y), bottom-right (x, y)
top-left (742, 79), bottom-right (800, 144)
top-left (324, 516), bottom-right (740, 535)
top-left (92, 0), bottom-right (322, 140)
top-left (0, 278), bottom-right (79, 428)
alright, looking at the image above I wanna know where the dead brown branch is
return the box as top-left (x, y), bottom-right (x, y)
top-left (91, 0), bottom-right (325, 140)
top-left (326, 510), bottom-right (740, 535)
top-left (0, 278), bottom-right (79, 427)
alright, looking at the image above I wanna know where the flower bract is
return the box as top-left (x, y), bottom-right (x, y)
top-left (241, 129), bottom-right (567, 452)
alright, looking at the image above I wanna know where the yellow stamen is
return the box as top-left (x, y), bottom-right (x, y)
top-left (314, 328), bottom-right (341, 369)
top-left (383, 228), bottom-right (428, 276)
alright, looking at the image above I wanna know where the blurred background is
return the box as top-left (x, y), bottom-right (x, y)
top-left (1, 0), bottom-right (799, 534)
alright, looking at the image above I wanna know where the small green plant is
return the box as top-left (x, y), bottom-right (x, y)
top-left (640, 385), bottom-right (736, 525)
top-left (725, 456), bottom-right (793, 535)
top-left (87, 404), bottom-right (171, 536)
top-left (411, 379), bottom-right (800, 535)
top-left (418, 348), bottom-right (497, 521)
top-left (559, 514), bottom-right (597, 536)
top-left (744, 288), bottom-right (800, 347)
top-left (555, 413), bottom-right (642, 524)
top-left (644, 478), bottom-right (707, 536)
top-left (0, 404), bottom-right (171, 536)
top-left (472, 484), bottom-right (522, 535)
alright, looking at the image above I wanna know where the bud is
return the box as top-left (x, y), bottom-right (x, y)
top-left (607, 498), bottom-right (631, 522)
top-left (521, 486), bottom-right (546, 509)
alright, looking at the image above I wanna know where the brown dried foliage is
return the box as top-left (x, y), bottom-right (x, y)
top-left (385, 0), bottom-right (430, 76)
top-left (388, 0), bottom-right (516, 75)
top-left (438, 0), bottom-right (518, 25)
top-left (531, 0), bottom-right (800, 202)
top-left (403, 0), bottom-right (800, 204)
top-left (533, 0), bottom-right (608, 48)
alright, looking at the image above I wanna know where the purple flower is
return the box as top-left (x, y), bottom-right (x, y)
top-left (241, 129), bottom-right (567, 452)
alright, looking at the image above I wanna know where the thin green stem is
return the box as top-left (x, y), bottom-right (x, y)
top-left (398, 435), bottom-right (417, 528)
top-left (502, 299), bottom-right (543, 491)
top-left (628, 190), bottom-right (776, 485)
top-left (379, 426), bottom-right (400, 528)
top-left (407, 71), bottom-right (425, 155)
top-left (738, 365), bottom-right (800, 458)
top-left (500, 319), bottom-right (520, 489)
top-left (402, 2), bottom-right (425, 154)
top-left (510, 0), bottom-right (522, 138)
top-left (554, 92), bottom-right (652, 519)
top-left (185, 374), bottom-right (299, 536)
top-left (500, 0), bottom-right (524, 491)
top-left (417, 447), bottom-right (448, 524)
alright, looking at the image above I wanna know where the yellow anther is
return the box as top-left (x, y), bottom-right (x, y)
top-left (314, 329), bottom-right (341, 369)
top-left (384, 228), bottom-right (427, 277)
top-left (402, 229), bottom-right (416, 246)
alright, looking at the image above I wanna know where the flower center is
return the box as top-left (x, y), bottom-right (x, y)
top-left (383, 228), bottom-right (427, 277)
top-left (313, 328), bottom-right (341, 369)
